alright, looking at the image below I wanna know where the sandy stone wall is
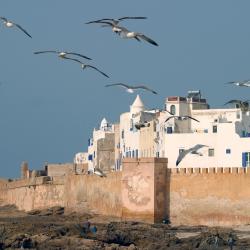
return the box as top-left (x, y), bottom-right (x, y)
top-left (64, 172), bottom-right (122, 217)
top-left (169, 167), bottom-right (250, 226)
top-left (0, 177), bottom-right (65, 211)
top-left (122, 158), bottom-right (168, 223)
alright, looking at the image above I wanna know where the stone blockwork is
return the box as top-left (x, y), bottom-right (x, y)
top-left (64, 172), bottom-right (122, 217)
top-left (2, 160), bottom-right (250, 227)
top-left (168, 167), bottom-right (250, 226)
top-left (121, 158), bottom-right (168, 223)
top-left (0, 177), bottom-right (65, 211)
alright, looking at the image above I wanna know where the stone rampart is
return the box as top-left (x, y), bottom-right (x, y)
top-left (168, 167), bottom-right (250, 226)
top-left (64, 172), bottom-right (122, 217)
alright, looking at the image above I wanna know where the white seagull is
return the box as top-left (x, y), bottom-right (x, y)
top-left (176, 144), bottom-right (207, 166)
top-left (94, 168), bottom-right (106, 177)
top-left (224, 99), bottom-right (249, 107)
top-left (34, 50), bottom-right (92, 60)
top-left (0, 17), bottom-right (32, 38)
top-left (64, 57), bottom-right (109, 78)
top-left (105, 83), bottom-right (158, 94)
top-left (165, 115), bottom-right (200, 123)
top-left (94, 21), bottom-right (158, 46)
top-left (226, 80), bottom-right (250, 87)
top-left (86, 16), bottom-right (147, 25)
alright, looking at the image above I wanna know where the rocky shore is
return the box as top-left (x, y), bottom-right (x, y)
top-left (0, 205), bottom-right (249, 249)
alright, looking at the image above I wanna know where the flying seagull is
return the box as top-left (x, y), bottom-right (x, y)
top-left (93, 168), bottom-right (106, 177)
top-left (33, 50), bottom-right (92, 60)
top-left (0, 17), bottom-right (32, 38)
top-left (63, 57), bottom-right (109, 78)
top-left (226, 80), bottom-right (250, 87)
top-left (86, 16), bottom-right (147, 25)
top-left (224, 99), bottom-right (249, 109)
top-left (165, 115), bottom-right (200, 123)
top-left (105, 83), bottom-right (157, 94)
top-left (176, 144), bottom-right (207, 166)
top-left (93, 21), bottom-right (158, 46)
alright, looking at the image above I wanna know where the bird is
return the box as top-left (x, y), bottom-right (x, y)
top-left (226, 80), bottom-right (250, 87)
top-left (134, 122), bottom-right (150, 130)
top-left (224, 99), bottom-right (249, 108)
top-left (165, 115), bottom-right (200, 123)
top-left (92, 21), bottom-right (158, 46)
top-left (0, 17), bottom-right (32, 38)
top-left (93, 168), bottom-right (106, 177)
top-left (86, 16), bottom-right (147, 25)
top-left (62, 57), bottom-right (109, 78)
top-left (176, 144), bottom-right (207, 166)
top-left (33, 50), bottom-right (92, 60)
top-left (105, 83), bottom-right (158, 94)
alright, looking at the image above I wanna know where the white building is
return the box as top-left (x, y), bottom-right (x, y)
top-left (119, 91), bottom-right (250, 169)
top-left (87, 118), bottom-right (115, 173)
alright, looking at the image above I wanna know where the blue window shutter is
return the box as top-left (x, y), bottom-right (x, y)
top-left (88, 154), bottom-right (93, 161)
top-left (242, 152), bottom-right (247, 168)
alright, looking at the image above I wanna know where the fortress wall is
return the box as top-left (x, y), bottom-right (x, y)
top-left (169, 167), bottom-right (250, 226)
top-left (64, 172), bottom-right (122, 217)
top-left (0, 177), bottom-right (64, 211)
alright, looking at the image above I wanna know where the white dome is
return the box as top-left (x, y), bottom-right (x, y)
top-left (130, 95), bottom-right (145, 114)
top-left (100, 118), bottom-right (108, 130)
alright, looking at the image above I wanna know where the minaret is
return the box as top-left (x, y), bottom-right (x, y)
top-left (130, 95), bottom-right (145, 114)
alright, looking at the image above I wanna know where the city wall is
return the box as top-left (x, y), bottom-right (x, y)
top-left (169, 167), bottom-right (250, 226)
top-left (1, 160), bottom-right (250, 226)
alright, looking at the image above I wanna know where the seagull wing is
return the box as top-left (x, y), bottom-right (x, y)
top-left (165, 116), bottom-right (175, 122)
top-left (34, 50), bottom-right (59, 55)
top-left (136, 33), bottom-right (158, 46)
top-left (88, 20), bottom-right (114, 27)
top-left (176, 150), bottom-right (188, 166)
top-left (85, 18), bottom-right (115, 24)
top-left (105, 83), bottom-right (131, 89)
top-left (165, 110), bottom-right (174, 115)
top-left (185, 116), bottom-right (200, 122)
top-left (223, 99), bottom-right (242, 105)
top-left (65, 52), bottom-right (92, 60)
top-left (13, 23), bottom-right (32, 38)
top-left (134, 85), bottom-right (158, 94)
top-left (118, 16), bottom-right (147, 21)
top-left (0, 17), bottom-right (7, 22)
top-left (86, 65), bottom-right (109, 78)
top-left (190, 144), bottom-right (207, 153)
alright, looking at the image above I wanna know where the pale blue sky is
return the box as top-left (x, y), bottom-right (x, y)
top-left (1, 1), bottom-right (250, 177)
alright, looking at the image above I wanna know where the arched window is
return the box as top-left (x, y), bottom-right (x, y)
top-left (170, 105), bottom-right (176, 115)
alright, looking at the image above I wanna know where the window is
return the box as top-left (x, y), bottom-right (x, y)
top-left (242, 152), bottom-right (250, 167)
top-left (130, 119), bottom-right (133, 131)
top-left (236, 112), bottom-right (241, 119)
top-left (121, 129), bottom-right (124, 139)
top-left (88, 154), bottom-right (93, 161)
top-left (167, 127), bottom-right (173, 134)
top-left (212, 125), bottom-right (217, 133)
top-left (226, 149), bottom-right (231, 154)
top-left (208, 148), bottom-right (214, 157)
top-left (170, 105), bottom-right (176, 115)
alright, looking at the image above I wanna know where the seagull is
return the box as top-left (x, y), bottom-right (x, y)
top-left (176, 144), bottom-right (207, 166)
top-left (105, 83), bottom-right (157, 94)
top-left (226, 80), bottom-right (250, 87)
top-left (134, 122), bottom-right (150, 130)
top-left (165, 115), bottom-right (200, 123)
top-left (63, 57), bottom-right (109, 78)
top-left (0, 17), bottom-right (32, 38)
top-left (86, 16), bottom-right (147, 25)
top-left (224, 99), bottom-right (249, 109)
top-left (33, 50), bottom-right (92, 60)
top-left (94, 168), bottom-right (106, 177)
top-left (94, 21), bottom-right (158, 46)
